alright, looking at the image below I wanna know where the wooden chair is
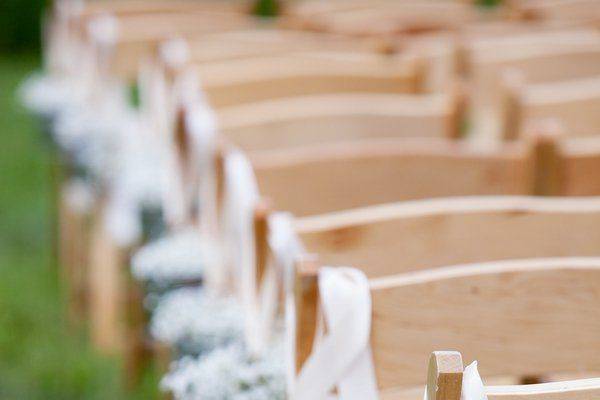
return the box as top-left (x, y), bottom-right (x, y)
top-left (465, 29), bottom-right (600, 139)
top-left (218, 91), bottom-right (464, 151)
top-left (246, 122), bottom-right (600, 218)
top-left (503, 74), bottom-right (600, 140)
top-left (179, 28), bottom-right (384, 65)
top-left (248, 137), bottom-right (536, 217)
top-left (79, 12), bottom-right (263, 81)
top-left (284, 1), bottom-right (489, 37)
top-left (195, 51), bottom-right (423, 108)
top-left (508, 0), bottom-right (600, 24)
top-left (296, 195), bottom-right (600, 279)
top-left (427, 351), bottom-right (600, 400)
top-left (293, 257), bottom-right (600, 398)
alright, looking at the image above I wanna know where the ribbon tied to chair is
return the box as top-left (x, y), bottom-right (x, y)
top-left (293, 267), bottom-right (379, 400)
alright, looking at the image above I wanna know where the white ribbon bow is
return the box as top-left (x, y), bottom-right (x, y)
top-left (293, 267), bottom-right (379, 400)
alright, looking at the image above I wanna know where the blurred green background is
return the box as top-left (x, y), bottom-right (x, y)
top-left (0, 0), bottom-right (159, 398)
top-left (0, 0), bottom-right (47, 52)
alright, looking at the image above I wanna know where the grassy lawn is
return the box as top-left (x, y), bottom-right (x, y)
top-left (0, 54), bottom-right (158, 400)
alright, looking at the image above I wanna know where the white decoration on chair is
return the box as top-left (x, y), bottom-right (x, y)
top-left (131, 228), bottom-right (208, 283)
top-left (150, 287), bottom-right (243, 355)
top-left (219, 151), bottom-right (261, 356)
top-left (461, 362), bottom-right (487, 400)
top-left (293, 267), bottom-right (378, 400)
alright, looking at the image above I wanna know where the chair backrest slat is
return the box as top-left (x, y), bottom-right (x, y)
top-left (296, 196), bottom-right (600, 278)
top-left (219, 93), bottom-right (457, 151)
top-left (198, 52), bottom-right (421, 108)
top-left (251, 138), bottom-right (534, 217)
top-left (368, 258), bottom-right (600, 391)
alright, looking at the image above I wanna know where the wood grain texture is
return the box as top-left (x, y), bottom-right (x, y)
top-left (368, 258), bottom-right (600, 391)
top-left (288, 1), bottom-right (481, 37)
top-left (183, 29), bottom-right (379, 64)
top-left (251, 138), bottom-right (533, 217)
top-left (521, 76), bottom-right (600, 138)
top-left (219, 93), bottom-right (453, 151)
top-left (487, 378), bottom-right (600, 400)
top-left (561, 137), bottom-right (600, 195)
top-left (88, 205), bottom-right (127, 354)
top-left (198, 52), bottom-right (420, 108)
top-left (296, 196), bottom-right (600, 278)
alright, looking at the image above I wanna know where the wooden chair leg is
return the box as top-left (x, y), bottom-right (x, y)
top-left (88, 205), bottom-right (126, 354)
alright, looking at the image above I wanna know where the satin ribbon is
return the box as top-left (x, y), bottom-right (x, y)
top-left (211, 151), bottom-right (261, 357)
top-left (293, 267), bottom-right (379, 400)
top-left (461, 362), bottom-right (487, 400)
top-left (239, 212), bottom-right (305, 360)
top-left (160, 69), bottom-right (210, 228)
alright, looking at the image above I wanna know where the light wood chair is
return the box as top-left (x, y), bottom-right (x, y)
top-left (246, 124), bottom-right (600, 218)
top-left (195, 51), bottom-right (423, 108)
top-left (179, 28), bottom-right (385, 65)
top-left (218, 91), bottom-right (464, 151)
top-left (284, 1), bottom-right (489, 37)
top-left (465, 29), bottom-right (600, 139)
top-left (77, 0), bottom-right (251, 18)
top-left (293, 257), bottom-right (600, 398)
top-left (296, 195), bottom-right (600, 279)
top-left (503, 74), bottom-right (600, 140)
top-left (508, 0), bottom-right (600, 24)
top-left (248, 137), bottom-right (536, 217)
top-left (427, 351), bottom-right (600, 400)
top-left (79, 12), bottom-right (263, 81)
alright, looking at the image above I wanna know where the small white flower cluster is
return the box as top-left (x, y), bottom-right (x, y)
top-left (19, 73), bottom-right (86, 119)
top-left (161, 342), bottom-right (286, 400)
top-left (150, 287), bottom-right (243, 356)
top-left (131, 229), bottom-right (208, 284)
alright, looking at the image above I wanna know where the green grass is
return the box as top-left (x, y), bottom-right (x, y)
top-left (0, 54), bottom-right (159, 399)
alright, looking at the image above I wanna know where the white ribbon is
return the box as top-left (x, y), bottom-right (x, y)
top-left (85, 14), bottom-right (119, 107)
top-left (211, 151), bottom-right (261, 356)
top-left (461, 362), bottom-right (487, 400)
top-left (161, 69), bottom-right (212, 229)
top-left (47, 0), bottom-right (84, 75)
top-left (293, 267), bottom-right (379, 400)
top-left (239, 212), bottom-right (305, 359)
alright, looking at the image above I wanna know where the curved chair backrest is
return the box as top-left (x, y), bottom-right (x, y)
top-left (467, 29), bottom-right (600, 139)
top-left (510, 0), bottom-right (600, 24)
top-left (219, 92), bottom-right (461, 151)
top-left (197, 52), bottom-right (422, 108)
top-left (288, 1), bottom-right (480, 36)
top-left (78, 0), bottom-right (249, 18)
top-left (94, 12), bottom-right (260, 80)
top-left (183, 29), bottom-right (382, 64)
top-left (507, 75), bottom-right (600, 139)
top-left (295, 258), bottom-right (600, 395)
top-left (249, 137), bottom-right (536, 217)
top-left (296, 196), bottom-right (600, 278)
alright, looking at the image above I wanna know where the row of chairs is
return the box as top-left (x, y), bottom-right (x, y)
top-left (23, 0), bottom-right (600, 398)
